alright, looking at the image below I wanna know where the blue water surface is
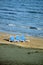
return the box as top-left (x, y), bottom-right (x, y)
top-left (0, 0), bottom-right (43, 37)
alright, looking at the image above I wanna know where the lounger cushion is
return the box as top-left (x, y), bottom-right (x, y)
top-left (9, 36), bottom-right (14, 42)
top-left (20, 35), bottom-right (25, 41)
top-left (16, 35), bottom-right (20, 41)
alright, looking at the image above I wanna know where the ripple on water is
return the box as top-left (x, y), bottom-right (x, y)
top-left (0, 0), bottom-right (43, 37)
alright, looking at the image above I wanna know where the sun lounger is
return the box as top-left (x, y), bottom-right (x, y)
top-left (20, 35), bottom-right (30, 42)
top-left (5, 35), bottom-right (30, 42)
top-left (15, 35), bottom-right (20, 42)
top-left (20, 35), bottom-right (25, 42)
top-left (9, 36), bottom-right (14, 42)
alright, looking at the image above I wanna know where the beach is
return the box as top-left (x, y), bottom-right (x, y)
top-left (0, 32), bottom-right (43, 65)
top-left (0, 0), bottom-right (43, 65)
top-left (0, 32), bottom-right (43, 49)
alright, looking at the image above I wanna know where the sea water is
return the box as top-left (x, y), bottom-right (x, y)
top-left (0, 0), bottom-right (43, 37)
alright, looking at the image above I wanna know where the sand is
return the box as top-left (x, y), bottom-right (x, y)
top-left (0, 32), bottom-right (43, 49)
top-left (0, 32), bottom-right (43, 65)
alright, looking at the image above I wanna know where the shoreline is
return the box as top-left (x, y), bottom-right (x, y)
top-left (0, 32), bottom-right (43, 49)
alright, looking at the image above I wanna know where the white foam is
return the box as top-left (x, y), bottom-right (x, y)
top-left (8, 24), bottom-right (16, 27)
top-left (21, 26), bottom-right (26, 28)
top-left (37, 28), bottom-right (43, 30)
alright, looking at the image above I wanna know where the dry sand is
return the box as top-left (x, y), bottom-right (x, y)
top-left (0, 32), bottom-right (43, 49)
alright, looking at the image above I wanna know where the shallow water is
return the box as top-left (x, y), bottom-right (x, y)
top-left (0, 0), bottom-right (43, 37)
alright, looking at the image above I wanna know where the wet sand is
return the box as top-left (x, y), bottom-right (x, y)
top-left (0, 32), bottom-right (43, 49)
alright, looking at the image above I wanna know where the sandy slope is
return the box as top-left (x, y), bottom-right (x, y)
top-left (0, 32), bottom-right (43, 49)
